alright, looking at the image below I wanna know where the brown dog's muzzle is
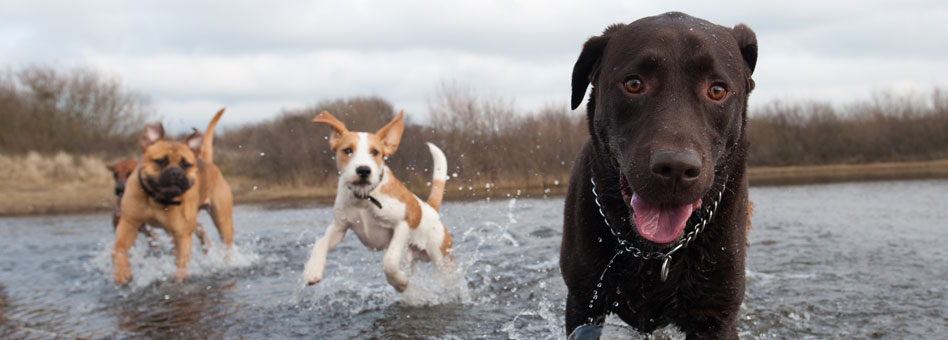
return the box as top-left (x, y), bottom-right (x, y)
top-left (147, 168), bottom-right (193, 198)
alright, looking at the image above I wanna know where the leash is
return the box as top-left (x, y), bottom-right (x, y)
top-left (137, 168), bottom-right (183, 206)
top-left (352, 169), bottom-right (384, 209)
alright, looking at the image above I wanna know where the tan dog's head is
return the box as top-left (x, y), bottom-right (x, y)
top-left (106, 159), bottom-right (138, 197)
top-left (312, 110), bottom-right (404, 197)
top-left (137, 122), bottom-right (203, 202)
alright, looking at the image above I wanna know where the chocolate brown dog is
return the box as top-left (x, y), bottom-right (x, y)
top-left (112, 109), bottom-right (234, 285)
top-left (560, 13), bottom-right (757, 339)
top-left (108, 160), bottom-right (211, 250)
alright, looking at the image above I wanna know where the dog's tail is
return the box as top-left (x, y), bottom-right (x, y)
top-left (200, 108), bottom-right (225, 162)
top-left (425, 142), bottom-right (448, 211)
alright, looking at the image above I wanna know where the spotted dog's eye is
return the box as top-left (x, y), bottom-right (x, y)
top-left (179, 159), bottom-right (192, 169)
top-left (371, 149), bottom-right (379, 156)
top-left (708, 84), bottom-right (728, 101)
top-left (153, 157), bottom-right (169, 168)
top-left (623, 78), bottom-right (645, 94)
top-left (343, 148), bottom-right (353, 156)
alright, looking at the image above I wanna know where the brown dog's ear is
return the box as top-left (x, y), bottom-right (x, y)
top-left (140, 122), bottom-right (165, 150)
top-left (106, 163), bottom-right (116, 172)
top-left (312, 110), bottom-right (348, 149)
top-left (732, 24), bottom-right (758, 75)
top-left (375, 110), bottom-right (405, 156)
top-left (571, 24), bottom-right (624, 110)
top-left (185, 128), bottom-right (203, 155)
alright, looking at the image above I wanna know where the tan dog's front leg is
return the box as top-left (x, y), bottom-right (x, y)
top-left (302, 221), bottom-right (347, 285)
top-left (382, 222), bottom-right (411, 293)
top-left (170, 223), bottom-right (194, 283)
top-left (112, 218), bottom-right (140, 285)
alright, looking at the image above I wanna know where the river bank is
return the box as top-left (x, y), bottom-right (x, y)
top-left (3, 159), bottom-right (948, 216)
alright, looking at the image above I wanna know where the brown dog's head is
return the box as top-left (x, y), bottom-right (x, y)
top-left (571, 12), bottom-right (757, 245)
top-left (137, 122), bottom-right (203, 202)
top-left (106, 159), bottom-right (139, 197)
top-left (312, 110), bottom-right (404, 197)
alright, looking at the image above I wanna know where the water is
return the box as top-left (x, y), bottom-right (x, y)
top-left (1, 180), bottom-right (946, 339)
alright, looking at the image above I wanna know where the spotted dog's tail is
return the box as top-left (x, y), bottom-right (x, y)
top-left (425, 142), bottom-right (448, 211)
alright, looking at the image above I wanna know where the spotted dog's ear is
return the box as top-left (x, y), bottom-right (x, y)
top-left (375, 110), bottom-right (405, 157)
top-left (571, 23), bottom-right (625, 110)
top-left (312, 111), bottom-right (349, 150)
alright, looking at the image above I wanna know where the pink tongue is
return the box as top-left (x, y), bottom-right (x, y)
top-left (630, 193), bottom-right (700, 244)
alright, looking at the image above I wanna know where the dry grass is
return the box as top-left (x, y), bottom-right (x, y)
top-left (3, 151), bottom-right (948, 216)
top-left (0, 152), bottom-right (114, 215)
top-left (748, 159), bottom-right (948, 186)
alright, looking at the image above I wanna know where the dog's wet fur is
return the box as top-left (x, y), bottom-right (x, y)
top-left (561, 12), bottom-right (757, 339)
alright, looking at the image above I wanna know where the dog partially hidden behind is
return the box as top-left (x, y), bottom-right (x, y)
top-left (112, 109), bottom-right (234, 285)
top-left (301, 110), bottom-right (453, 293)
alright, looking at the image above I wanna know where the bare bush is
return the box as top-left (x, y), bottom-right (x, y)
top-left (0, 65), bottom-right (153, 155)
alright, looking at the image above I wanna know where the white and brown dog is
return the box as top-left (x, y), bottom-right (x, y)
top-left (302, 110), bottom-right (452, 293)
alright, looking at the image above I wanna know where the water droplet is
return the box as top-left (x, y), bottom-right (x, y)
top-left (164, 295), bottom-right (169, 300)
top-left (259, 152), bottom-right (265, 156)
top-left (596, 282), bottom-right (602, 288)
top-left (613, 302), bottom-right (619, 307)
top-left (597, 237), bottom-right (603, 243)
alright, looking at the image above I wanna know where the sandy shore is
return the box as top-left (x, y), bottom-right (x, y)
top-left (3, 159), bottom-right (947, 217)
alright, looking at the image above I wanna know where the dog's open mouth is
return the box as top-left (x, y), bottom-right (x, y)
top-left (619, 175), bottom-right (702, 245)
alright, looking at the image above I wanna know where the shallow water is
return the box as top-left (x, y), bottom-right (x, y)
top-left (1, 180), bottom-right (946, 339)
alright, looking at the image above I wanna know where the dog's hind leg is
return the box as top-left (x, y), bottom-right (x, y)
top-left (302, 221), bottom-right (347, 285)
top-left (208, 184), bottom-right (234, 248)
top-left (382, 222), bottom-right (411, 293)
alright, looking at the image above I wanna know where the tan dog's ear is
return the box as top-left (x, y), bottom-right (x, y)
top-left (185, 128), bottom-right (203, 155)
top-left (140, 122), bottom-right (165, 150)
top-left (375, 110), bottom-right (405, 156)
top-left (312, 111), bottom-right (348, 150)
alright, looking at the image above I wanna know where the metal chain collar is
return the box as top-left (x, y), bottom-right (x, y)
top-left (589, 175), bottom-right (726, 281)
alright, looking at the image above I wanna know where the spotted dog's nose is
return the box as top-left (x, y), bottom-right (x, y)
top-left (356, 166), bottom-right (371, 179)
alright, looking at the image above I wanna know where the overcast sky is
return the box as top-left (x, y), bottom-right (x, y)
top-left (2, 0), bottom-right (947, 132)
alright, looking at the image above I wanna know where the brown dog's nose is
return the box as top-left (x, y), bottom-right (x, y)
top-left (650, 150), bottom-right (702, 183)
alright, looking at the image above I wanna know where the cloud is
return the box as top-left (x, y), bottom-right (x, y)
top-left (2, 0), bottom-right (948, 129)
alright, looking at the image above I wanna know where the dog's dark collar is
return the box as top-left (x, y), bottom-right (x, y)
top-left (137, 168), bottom-right (183, 206)
top-left (352, 169), bottom-right (384, 209)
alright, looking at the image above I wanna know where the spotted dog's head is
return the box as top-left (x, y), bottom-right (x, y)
top-left (137, 123), bottom-right (203, 204)
top-left (312, 110), bottom-right (404, 198)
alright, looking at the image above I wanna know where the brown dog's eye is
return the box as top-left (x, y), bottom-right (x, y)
top-left (179, 159), bottom-right (192, 169)
top-left (623, 78), bottom-right (645, 94)
top-left (708, 85), bottom-right (727, 101)
top-left (153, 157), bottom-right (169, 168)
top-left (343, 148), bottom-right (353, 156)
top-left (371, 149), bottom-right (379, 156)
